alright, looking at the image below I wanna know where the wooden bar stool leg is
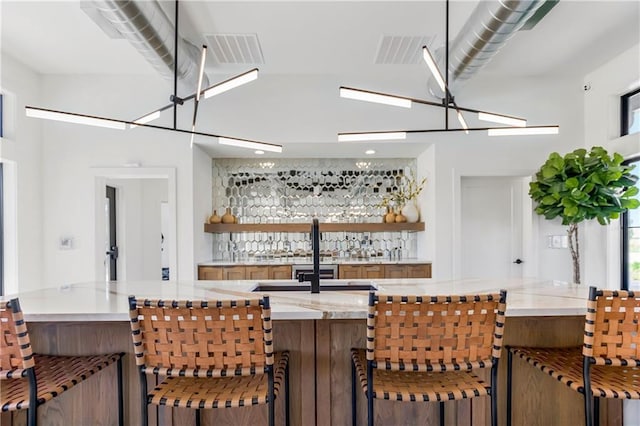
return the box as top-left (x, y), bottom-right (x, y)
top-left (439, 401), bottom-right (445, 426)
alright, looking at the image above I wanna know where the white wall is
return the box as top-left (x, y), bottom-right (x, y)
top-left (37, 73), bottom-right (200, 287)
top-left (427, 75), bottom-right (584, 281)
top-left (582, 43), bottom-right (640, 289)
top-left (193, 145), bottom-right (213, 276)
top-left (0, 53), bottom-right (43, 294)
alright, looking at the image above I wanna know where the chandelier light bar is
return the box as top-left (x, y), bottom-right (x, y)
top-left (456, 111), bottom-right (469, 134)
top-left (339, 87), bottom-right (412, 108)
top-left (338, 132), bottom-right (407, 142)
top-left (488, 126), bottom-right (559, 136)
top-left (195, 46), bottom-right (208, 102)
top-left (24, 106), bottom-right (283, 150)
top-left (422, 46), bottom-right (446, 93)
top-left (218, 136), bottom-right (283, 153)
top-left (26, 106), bottom-right (127, 130)
top-left (204, 68), bottom-right (259, 99)
top-left (478, 112), bottom-right (527, 127)
top-left (130, 110), bottom-right (161, 129)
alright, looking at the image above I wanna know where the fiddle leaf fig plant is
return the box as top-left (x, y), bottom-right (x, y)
top-left (529, 146), bottom-right (640, 284)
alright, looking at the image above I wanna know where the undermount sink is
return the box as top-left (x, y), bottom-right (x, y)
top-left (251, 279), bottom-right (377, 292)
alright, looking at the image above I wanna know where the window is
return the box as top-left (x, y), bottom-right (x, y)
top-left (0, 162), bottom-right (3, 296)
top-left (622, 157), bottom-right (640, 290)
top-left (622, 88), bottom-right (640, 136)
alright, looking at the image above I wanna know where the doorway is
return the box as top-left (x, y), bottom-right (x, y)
top-left (93, 168), bottom-right (177, 282)
top-left (460, 176), bottom-right (529, 279)
top-left (105, 185), bottom-right (118, 281)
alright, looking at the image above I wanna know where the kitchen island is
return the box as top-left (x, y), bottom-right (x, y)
top-left (1, 278), bottom-right (621, 426)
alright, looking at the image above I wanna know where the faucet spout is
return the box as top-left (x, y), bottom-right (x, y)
top-left (311, 218), bottom-right (320, 293)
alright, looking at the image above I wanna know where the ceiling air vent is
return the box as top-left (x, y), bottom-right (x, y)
top-left (375, 35), bottom-right (436, 64)
top-left (205, 33), bottom-right (264, 64)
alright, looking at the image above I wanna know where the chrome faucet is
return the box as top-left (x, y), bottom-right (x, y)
top-left (298, 218), bottom-right (321, 293)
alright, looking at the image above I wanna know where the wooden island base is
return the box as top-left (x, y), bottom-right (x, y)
top-left (1, 317), bottom-right (621, 426)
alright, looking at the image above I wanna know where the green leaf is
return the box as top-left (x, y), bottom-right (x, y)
top-left (624, 186), bottom-right (639, 197)
top-left (542, 195), bottom-right (557, 205)
top-left (542, 165), bottom-right (559, 179)
top-left (565, 177), bottom-right (579, 189)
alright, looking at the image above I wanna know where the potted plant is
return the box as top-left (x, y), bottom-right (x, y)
top-left (529, 146), bottom-right (639, 284)
top-left (380, 174), bottom-right (426, 223)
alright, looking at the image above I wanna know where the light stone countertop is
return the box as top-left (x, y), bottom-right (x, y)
top-left (198, 258), bottom-right (432, 266)
top-left (6, 278), bottom-right (593, 322)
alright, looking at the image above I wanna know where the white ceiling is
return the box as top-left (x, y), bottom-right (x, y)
top-left (1, 0), bottom-right (639, 158)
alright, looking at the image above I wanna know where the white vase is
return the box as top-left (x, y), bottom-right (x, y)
top-left (401, 201), bottom-right (419, 223)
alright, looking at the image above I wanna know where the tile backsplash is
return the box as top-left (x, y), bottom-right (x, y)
top-left (211, 158), bottom-right (418, 261)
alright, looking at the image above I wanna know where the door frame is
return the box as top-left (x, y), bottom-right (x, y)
top-left (452, 168), bottom-right (536, 280)
top-left (91, 167), bottom-right (177, 282)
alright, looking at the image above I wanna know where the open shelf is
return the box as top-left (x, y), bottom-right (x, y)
top-left (204, 222), bottom-right (425, 233)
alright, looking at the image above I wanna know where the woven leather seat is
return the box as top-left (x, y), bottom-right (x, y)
top-left (507, 286), bottom-right (640, 426)
top-left (351, 291), bottom-right (507, 426)
top-left (0, 298), bottom-right (124, 426)
top-left (129, 296), bottom-right (289, 426)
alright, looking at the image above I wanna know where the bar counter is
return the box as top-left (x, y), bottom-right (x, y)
top-left (2, 278), bottom-right (621, 426)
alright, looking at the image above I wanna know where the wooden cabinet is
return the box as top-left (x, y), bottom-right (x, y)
top-left (222, 266), bottom-right (246, 280)
top-left (383, 263), bottom-right (432, 279)
top-left (407, 264), bottom-right (431, 278)
top-left (339, 264), bottom-right (385, 279)
top-left (245, 266), bottom-right (269, 280)
top-left (198, 266), bottom-right (223, 280)
top-left (384, 265), bottom-right (406, 279)
top-left (198, 265), bottom-right (293, 280)
top-left (199, 263), bottom-right (430, 280)
top-left (269, 265), bottom-right (292, 279)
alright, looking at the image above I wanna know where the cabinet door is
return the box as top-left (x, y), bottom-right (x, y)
top-left (270, 265), bottom-right (292, 280)
top-left (339, 265), bottom-right (361, 279)
top-left (384, 265), bottom-right (407, 279)
top-left (361, 265), bottom-right (384, 279)
top-left (406, 264), bottom-right (432, 278)
top-left (198, 266), bottom-right (223, 280)
top-left (223, 266), bottom-right (246, 280)
top-left (246, 266), bottom-right (269, 280)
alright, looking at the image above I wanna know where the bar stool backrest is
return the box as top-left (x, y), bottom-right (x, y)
top-left (367, 291), bottom-right (507, 371)
top-left (583, 287), bottom-right (640, 366)
top-left (129, 297), bottom-right (273, 376)
top-left (0, 299), bottom-right (35, 376)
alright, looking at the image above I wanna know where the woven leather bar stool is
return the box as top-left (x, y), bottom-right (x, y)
top-left (351, 290), bottom-right (507, 426)
top-left (0, 298), bottom-right (124, 426)
top-left (507, 286), bottom-right (640, 426)
top-left (129, 295), bottom-right (289, 426)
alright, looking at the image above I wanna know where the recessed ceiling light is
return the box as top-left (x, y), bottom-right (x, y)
top-left (255, 150), bottom-right (265, 155)
top-left (365, 149), bottom-right (376, 155)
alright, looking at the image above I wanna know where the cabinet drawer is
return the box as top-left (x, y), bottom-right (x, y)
top-left (198, 266), bottom-right (223, 280)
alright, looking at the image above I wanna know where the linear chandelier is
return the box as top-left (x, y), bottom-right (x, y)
top-left (24, 0), bottom-right (282, 154)
top-left (338, 0), bottom-right (559, 141)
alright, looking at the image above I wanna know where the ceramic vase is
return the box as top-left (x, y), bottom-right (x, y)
top-left (222, 207), bottom-right (235, 224)
top-left (384, 207), bottom-right (396, 223)
top-left (209, 210), bottom-right (222, 224)
top-left (401, 201), bottom-right (420, 223)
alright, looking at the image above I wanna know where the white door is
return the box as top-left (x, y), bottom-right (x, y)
top-left (461, 176), bottom-right (525, 279)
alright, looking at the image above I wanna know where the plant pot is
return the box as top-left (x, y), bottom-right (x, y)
top-left (401, 201), bottom-right (420, 223)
